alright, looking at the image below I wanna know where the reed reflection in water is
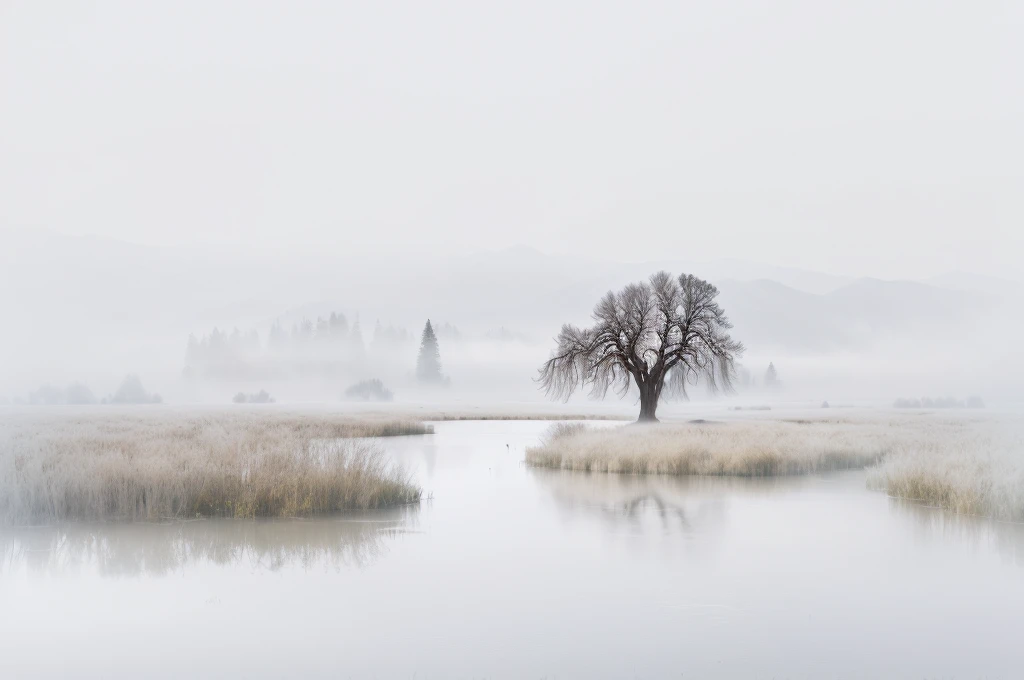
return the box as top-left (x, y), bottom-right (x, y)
top-left (1, 507), bottom-right (417, 577)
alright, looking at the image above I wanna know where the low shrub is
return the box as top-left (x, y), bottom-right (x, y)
top-left (344, 379), bottom-right (394, 402)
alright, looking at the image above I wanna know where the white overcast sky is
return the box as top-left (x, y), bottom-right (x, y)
top-left (1, 1), bottom-right (1021, 279)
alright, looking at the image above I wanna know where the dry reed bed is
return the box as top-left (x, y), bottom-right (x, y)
top-left (526, 419), bottom-right (893, 476)
top-left (0, 410), bottom-right (426, 524)
top-left (427, 412), bottom-right (629, 422)
top-left (528, 415), bottom-right (1024, 521)
top-left (866, 420), bottom-right (1024, 521)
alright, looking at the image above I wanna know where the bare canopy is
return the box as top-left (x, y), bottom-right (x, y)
top-left (539, 272), bottom-right (743, 421)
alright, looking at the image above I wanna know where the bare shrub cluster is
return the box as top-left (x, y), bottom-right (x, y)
top-left (233, 389), bottom-right (275, 404)
top-left (0, 410), bottom-right (425, 523)
top-left (344, 379), bottom-right (394, 402)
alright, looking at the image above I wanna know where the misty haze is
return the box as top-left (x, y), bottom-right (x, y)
top-left (2, 2), bottom-right (1023, 678)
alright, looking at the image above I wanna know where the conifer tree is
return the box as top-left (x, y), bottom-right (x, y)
top-left (372, 319), bottom-right (384, 351)
top-left (349, 314), bottom-right (365, 361)
top-left (416, 320), bottom-right (443, 383)
top-left (268, 321), bottom-right (288, 353)
top-left (330, 312), bottom-right (349, 339)
top-left (185, 333), bottom-right (199, 364)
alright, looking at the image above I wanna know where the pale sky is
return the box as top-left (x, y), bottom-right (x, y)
top-left (2, 1), bottom-right (1021, 280)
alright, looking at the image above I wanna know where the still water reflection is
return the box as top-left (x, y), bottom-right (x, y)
top-left (2, 512), bottom-right (413, 576)
top-left (2, 420), bottom-right (1024, 679)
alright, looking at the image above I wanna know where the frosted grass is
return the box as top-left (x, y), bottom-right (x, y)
top-left (0, 409), bottom-right (423, 523)
top-left (528, 413), bottom-right (1024, 520)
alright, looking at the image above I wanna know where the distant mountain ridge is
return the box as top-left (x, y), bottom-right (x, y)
top-left (0, 229), bottom-right (1017, 386)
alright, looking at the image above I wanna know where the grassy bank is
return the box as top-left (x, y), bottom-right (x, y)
top-left (526, 419), bottom-right (890, 476)
top-left (0, 410), bottom-right (423, 523)
top-left (867, 420), bottom-right (1024, 521)
top-left (426, 411), bottom-right (630, 422)
top-left (527, 414), bottom-right (1024, 521)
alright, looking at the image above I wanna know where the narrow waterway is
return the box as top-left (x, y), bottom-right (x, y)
top-left (3, 420), bottom-right (1024, 678)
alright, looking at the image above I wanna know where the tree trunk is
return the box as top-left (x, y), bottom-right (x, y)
top-left (637, 382), bottom-right (660, 423)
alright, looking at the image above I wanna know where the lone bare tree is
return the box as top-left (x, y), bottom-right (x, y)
top-left (539, 272), bottom-right (743, 422)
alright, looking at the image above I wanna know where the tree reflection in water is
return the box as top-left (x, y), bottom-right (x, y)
top-left (535, 468), bottom-right (809, 530)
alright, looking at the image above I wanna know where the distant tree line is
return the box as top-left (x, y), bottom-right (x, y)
top-left (29, 382), bottom-right (97, 405)
top-left (434, 321), bottom-right (462, 343)
top-left (233, 389), bottom-right (275, 404)
top-left (184, 312), bottom-right (411, 381)
top-left (731, 362), bottom-right (781, 391)
top-left (26, 375), bottom-right (161, 405)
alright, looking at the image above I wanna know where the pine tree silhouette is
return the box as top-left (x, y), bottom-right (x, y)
top-left (416, 320), bottom-right (443, 383)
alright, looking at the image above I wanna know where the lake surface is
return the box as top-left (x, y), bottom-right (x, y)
top-left (3, 420), bottom-right (1024, 678)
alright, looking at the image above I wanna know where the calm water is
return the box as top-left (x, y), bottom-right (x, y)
top-left (3, 420), bottom-right (1024, 679)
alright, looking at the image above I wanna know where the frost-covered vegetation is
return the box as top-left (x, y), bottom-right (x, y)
top-left (426, 412), bottom-right (629, 422)
top-left (527, 413), bottom-right (1024, 521)
top-left (0, 410), bottom-right (425, 523)
top-left (893, 396), bottom-right (985, 409)
top-left (868, 419), bottom-right (1024, 521)
top-left (527, 418), bottom-right (889, 476)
